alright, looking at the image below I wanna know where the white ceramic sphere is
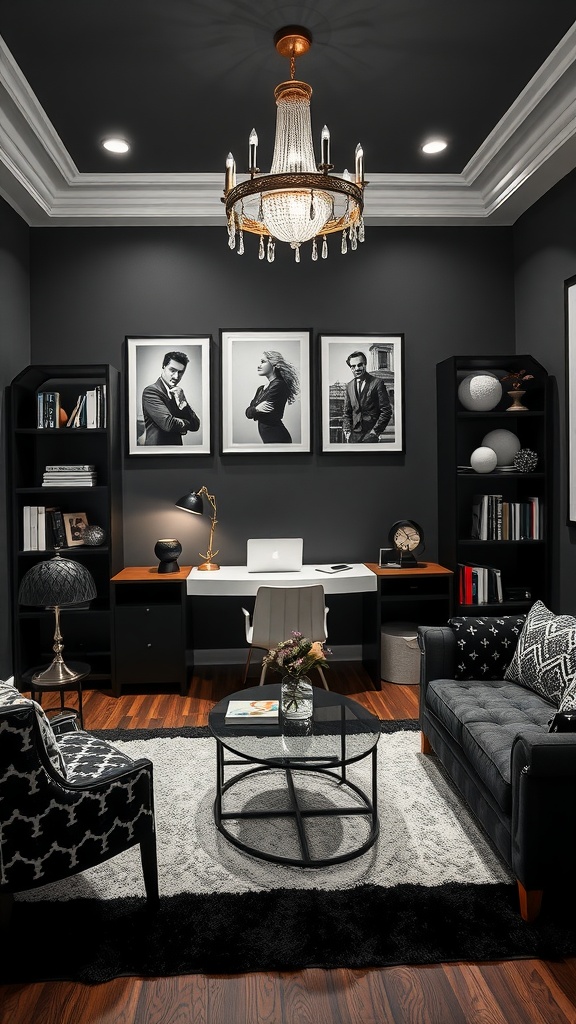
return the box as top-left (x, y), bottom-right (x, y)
top-left (458, 373), bottom-right (502, 411)
top-left (481, 428), bottom-right (521, 466)
top-left (470, 446), bottom-right (498, 473)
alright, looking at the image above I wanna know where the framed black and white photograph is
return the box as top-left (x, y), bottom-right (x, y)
top-left (64, 512), bottom-right (88, 547)
top-left (126, 336), bottom-right (211, 456)
top-left (221, 329), bottom-right (311, 453)
top-left (566, 277), bottom-right (576, 523)
top-left (320, 334), bottom-right (404, 452)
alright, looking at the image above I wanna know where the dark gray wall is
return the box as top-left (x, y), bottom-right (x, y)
top-left (514, 167), bottom-right (576, 614)
top-left (29, 225), bottom-right (515, 570)
top-left (0, 196), bottom-right (30, 674)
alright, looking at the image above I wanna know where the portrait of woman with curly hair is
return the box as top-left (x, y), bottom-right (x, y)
top-left (245, 350), bottom-right (300, 443)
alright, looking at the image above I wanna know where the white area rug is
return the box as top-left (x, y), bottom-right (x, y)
top-left (19, 730), bottom-right (511, 903)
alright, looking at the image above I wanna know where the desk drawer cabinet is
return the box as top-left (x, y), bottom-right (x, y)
top-left (114, 605), bottom-right (180, 686)
top-left (111, 567), bottom-right (191, 696)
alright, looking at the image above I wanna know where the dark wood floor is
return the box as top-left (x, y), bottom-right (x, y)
top-left (3, 663), bottom-right (576, 1024)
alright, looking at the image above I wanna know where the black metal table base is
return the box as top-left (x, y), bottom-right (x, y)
top-left (214, 742), bottom-right (379, 867)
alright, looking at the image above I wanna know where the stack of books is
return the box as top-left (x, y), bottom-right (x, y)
top-left (42, 464), bottom-right (97, 487)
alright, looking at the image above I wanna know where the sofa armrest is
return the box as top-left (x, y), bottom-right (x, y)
top-left (510, 732), bottom-right (576, 890)
top-left (417, 625), bottom-right (456, 688)
top-left (511, 732), bottom-right (576, 778)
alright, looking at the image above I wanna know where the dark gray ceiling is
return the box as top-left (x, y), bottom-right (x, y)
top-left (1, 0), bottom-right (575, 177)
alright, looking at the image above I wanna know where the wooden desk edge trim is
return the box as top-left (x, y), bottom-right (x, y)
top-left (364, 561), bottom-right (453, 577)
top-left (111, 566), bottom-right (193, 582)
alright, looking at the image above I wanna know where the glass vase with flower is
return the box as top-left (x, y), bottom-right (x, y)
top-left (262, 632), bottom-right (330, 719)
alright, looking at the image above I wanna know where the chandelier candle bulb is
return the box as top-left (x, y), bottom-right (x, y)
top-left (355, 143), bottom-right (364, 184)
top-left (225, 153), bottom-right (236, 193)
top-left (321, 125), bottom-right (330, 167)
top-left (249, 130), bottom-right (258, 172)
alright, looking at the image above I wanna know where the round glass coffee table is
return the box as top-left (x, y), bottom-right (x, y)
top-left (209, 684), bottom-right (380, 867)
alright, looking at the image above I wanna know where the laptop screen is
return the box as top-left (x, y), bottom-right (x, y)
top-left (247, 538), bottom-right (304, 573)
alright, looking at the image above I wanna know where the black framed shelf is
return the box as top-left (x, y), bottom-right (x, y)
top-left (7, 364), bottom-right (123, 688)
top-left (437, 355), bottom-right (551, 616)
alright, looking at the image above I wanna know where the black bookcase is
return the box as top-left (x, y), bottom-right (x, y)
top-left (7, 364), bottom-right (123, 687)
top-left (437, 355), bottom-right (551, 615)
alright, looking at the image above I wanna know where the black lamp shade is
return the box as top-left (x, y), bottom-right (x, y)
top-left (175, 490), bottom-right (204, 515)
top-left (19, 555), bottom-right (97, 607)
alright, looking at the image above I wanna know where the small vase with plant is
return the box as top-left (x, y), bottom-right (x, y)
top-left (262, 632), bottom-right (330, 719)
top-left (500, 369), bottom-right (534, 412)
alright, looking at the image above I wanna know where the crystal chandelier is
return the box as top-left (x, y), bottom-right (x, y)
top-left (223, 26), bottom-right (365, 263)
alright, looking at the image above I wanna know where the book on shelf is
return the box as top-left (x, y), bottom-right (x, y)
top-left (23, 505), bottom-right (32, 550)
top-left (36, 391), bottom-right (60, 429)
top-left (47, 508), bottom-right (67, 548)
top-left (225, 699), bottom-right (279, 722)
top-left (45, 464), bottom-right (96, 472)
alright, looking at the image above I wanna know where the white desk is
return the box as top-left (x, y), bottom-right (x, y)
top-left (186, 563), bottom-right (377, 597)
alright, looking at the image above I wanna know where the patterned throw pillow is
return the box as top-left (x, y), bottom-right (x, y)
top-left (449, 615), bottom-right (526, 680)
top-left (504, 600), bottom-right (576, 707)
top-left (0, 677), bottom-right (67, 776)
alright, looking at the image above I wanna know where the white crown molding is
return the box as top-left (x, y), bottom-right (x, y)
top-left (1, 26), bottom-right (576, 228)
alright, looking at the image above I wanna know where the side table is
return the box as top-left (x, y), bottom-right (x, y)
top-left (22, 660), bottom-right (90, 729)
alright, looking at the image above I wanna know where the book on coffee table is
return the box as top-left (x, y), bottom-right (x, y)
top-left (225, 699), bottom-right (279, 722)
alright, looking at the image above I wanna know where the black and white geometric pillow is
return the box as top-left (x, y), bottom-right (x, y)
top-left (449, 615), bottom-right (526, 680)
top-left (0, 677), bottom-right (67, 776)
top-left (504, 600), bottom-right (576, 707)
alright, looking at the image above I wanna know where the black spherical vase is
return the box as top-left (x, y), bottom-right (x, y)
top-left (154, 538), bottom-right (182, 574)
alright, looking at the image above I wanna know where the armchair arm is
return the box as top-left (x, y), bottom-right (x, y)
top-left (51, 711), bottom-right (80, 735)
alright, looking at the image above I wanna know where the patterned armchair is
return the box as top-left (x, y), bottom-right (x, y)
top-left (0, 680), bottom-right (158, 909)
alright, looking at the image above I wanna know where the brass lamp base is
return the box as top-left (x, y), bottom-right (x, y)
top-left (197, 561), bottom-right (220, 571)
top-left (32, 659), bottom-right (83, 685)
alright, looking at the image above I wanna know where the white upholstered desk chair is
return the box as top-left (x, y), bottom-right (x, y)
top-left (241, 584), bottom-right (329, 689)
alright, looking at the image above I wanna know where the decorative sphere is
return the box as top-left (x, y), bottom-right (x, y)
top-left (481, 428), bottom-right (521, 465)
top-left (82, 524), bottom-right (106, 546)
top-left (470, 446), bottom-right (498, 473)
top-left (514, 448), bottom-right (538, 473)
top-left (458, 373), bottom-right (502, 411)
top-left (154, 538), bottom-right (182, 574)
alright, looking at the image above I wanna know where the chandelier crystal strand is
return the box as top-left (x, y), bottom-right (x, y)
top-left (238, 228), bottom-right (244, 255)
top-left (258, 236), bottom-right (265, 260)
top-left (311, 237), bottom-right (318, 261)
top-left (322, 236), bottom-right (328, 259)
top-left (341, 230), bottom-right (348, 254)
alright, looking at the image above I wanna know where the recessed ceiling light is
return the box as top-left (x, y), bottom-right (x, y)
top-left (102, 138), bottom-right (130, 154)
top-left (421, 139), bottom-right (448, 155)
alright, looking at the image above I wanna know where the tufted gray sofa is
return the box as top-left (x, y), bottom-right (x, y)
top-left (418, 623), bottom-right (576, 921)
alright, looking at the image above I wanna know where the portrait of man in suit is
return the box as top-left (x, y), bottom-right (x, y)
top-left (342, 350), bottom-right (392, 443)
top-left (141, 350), bottom-right (201, 446)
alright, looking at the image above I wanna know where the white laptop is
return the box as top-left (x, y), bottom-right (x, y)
top-left (247, 538), bottom-right (304, 573)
